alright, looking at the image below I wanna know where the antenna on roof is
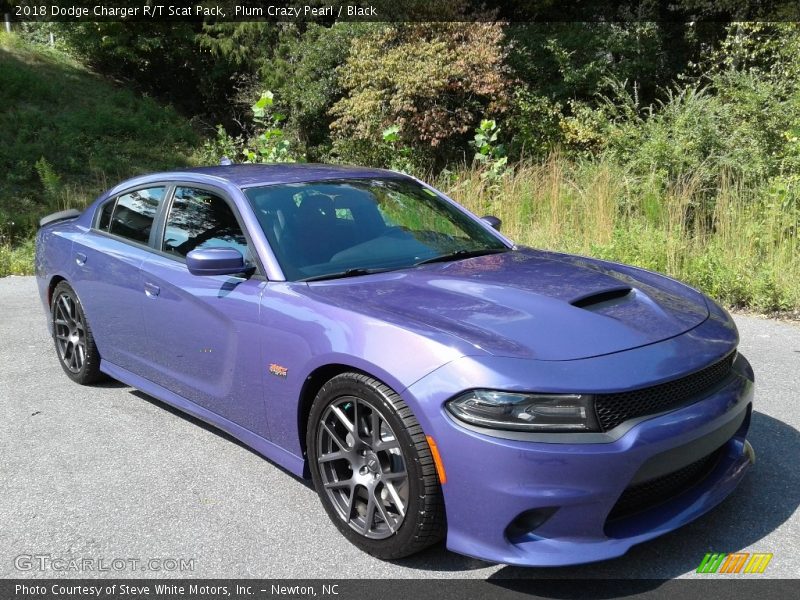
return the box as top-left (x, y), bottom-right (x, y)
top-left (220, 156), bottom-right (232, 166)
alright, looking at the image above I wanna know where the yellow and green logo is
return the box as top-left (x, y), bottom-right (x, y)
top-left (697, 552), bottom-right (773, 574)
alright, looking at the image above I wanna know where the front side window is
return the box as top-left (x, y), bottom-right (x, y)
top-left (162, 186), bottom-right (252, 264)
top-left (245, 178), bottom-right (507, 281)
top-left (108, 187), bottom-right (165, 244)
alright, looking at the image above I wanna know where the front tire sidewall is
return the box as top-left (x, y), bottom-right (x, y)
top-left (307, 375), bottom-right (429, 559)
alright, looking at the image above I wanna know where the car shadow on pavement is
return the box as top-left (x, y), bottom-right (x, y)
top-left (393, 411), bottom-right (799, 580)
top-left (128, 389), bottom-right (315, 490)
top-left (92, 377), bottom-right (130, 389)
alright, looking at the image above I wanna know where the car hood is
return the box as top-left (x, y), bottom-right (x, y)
top-left (301, 249), bottom-right (710, 361)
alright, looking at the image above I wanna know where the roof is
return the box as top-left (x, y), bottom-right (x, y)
top-left (100, 163), bottom-right (412, 205)
top-left (172, 163), bottom-right (405, 188)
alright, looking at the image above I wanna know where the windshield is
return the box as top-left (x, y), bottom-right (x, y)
top-left (244, 178), bottom-right (508, 281)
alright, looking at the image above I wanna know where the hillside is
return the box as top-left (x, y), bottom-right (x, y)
top-left (0, 32), bottom-right (199, 245)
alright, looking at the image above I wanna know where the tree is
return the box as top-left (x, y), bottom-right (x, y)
top-left (53, 22), bottom-right (239, 124)
top-left (330, 22), bottom-right (510, 168)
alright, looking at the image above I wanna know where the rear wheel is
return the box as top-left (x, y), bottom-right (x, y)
top-left (307, 372), bottom-right (445, 559)
top-left (51, 281), bottom-right (103, 384)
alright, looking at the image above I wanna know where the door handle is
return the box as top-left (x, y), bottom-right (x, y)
top-left (144, 282), bottom-right (160, 298)
top-left (75, 252), bottom-right (87, 266)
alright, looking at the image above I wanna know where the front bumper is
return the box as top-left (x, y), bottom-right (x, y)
top-left (406, 351), bottom-right (754, 567)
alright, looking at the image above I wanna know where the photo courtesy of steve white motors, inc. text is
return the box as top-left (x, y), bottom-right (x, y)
top-left (14, 583), bottom-right (340, 597)
top-left (12, 3), bottom-right (379, 18)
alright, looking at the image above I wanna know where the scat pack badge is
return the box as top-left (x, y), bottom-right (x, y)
top-left (268, 363), bottom-right (289, 378)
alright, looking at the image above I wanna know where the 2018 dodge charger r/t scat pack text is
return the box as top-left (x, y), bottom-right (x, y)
top-left (35, 164), bottom-right (755, 566)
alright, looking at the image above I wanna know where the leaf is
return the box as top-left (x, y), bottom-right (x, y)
top-left (382, 125), bottom-right (401, 142)
top-left (252, 91), bottom-right (275, 117)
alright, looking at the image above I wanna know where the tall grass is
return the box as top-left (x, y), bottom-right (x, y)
top-left (5, 155), bottom-right (797, 313)
top-left (0, 238), bottom-right (35, 276)
top-left (442, 158), bottom-right (800, 312)
top-left (4, 152), bottom-right (796, 313)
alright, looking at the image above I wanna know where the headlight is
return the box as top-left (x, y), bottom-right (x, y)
top-left (446, 390), bottom-right (599, 432)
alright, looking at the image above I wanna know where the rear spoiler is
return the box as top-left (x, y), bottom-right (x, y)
top-left (39, 208), bottom-right (82, 228)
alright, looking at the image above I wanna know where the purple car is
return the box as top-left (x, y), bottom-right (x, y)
top-left (35, 164), bottom-right (754, 566)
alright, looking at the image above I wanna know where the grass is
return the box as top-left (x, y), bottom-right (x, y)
top-left (442, 159), bottom-right (800, 313)
top-left (0, 32), bottom-right (199, 244)
top-left (0, 238), bottom-right (35, 277)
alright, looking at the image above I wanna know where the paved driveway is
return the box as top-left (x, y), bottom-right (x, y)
top-left (0, 276), bottom-right (797, 579)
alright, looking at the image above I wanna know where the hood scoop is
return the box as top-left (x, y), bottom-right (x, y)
top-left (571, 286), bottom-right (633, 310)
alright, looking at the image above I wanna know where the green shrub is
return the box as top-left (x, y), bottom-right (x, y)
top-left (505, 23), bottom-right (675, 108)
top-left (505, 90), bottom-right (564, 160)
top-left (330, 22), bottom-right (510, 168)
top-left (198, 92), bottom-right (304, 165)
top-left (469, 119), bottom-right (509, 185)
top-left (197, 125), bottom-right (243, 166)
top-left (34, 158), bottom-right (62, 202)
top-left (259, 23), bottom-right (371, 161)
top-left (243, 92), bottom-right (299, 163)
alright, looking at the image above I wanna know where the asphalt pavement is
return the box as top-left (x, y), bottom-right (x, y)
top-left (0, 275), bottom-right (797, 579)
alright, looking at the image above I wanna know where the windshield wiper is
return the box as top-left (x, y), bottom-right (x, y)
top-left (301, 267), bottom-right (392, 282)
top-left (302, 248), bottom-right (510, 280)
top-left (414, 247), bottom-right (509, 266)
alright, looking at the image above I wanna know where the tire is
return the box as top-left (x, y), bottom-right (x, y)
top-left (51, 281), bottom-right (103, 385)
top-left (307, 372), bottom-right (446, 559)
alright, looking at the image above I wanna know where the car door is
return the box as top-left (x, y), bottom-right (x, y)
top-left (139, 184), bottom-right (269, 437)
top-left (72, 185), bottom-right (168, 375)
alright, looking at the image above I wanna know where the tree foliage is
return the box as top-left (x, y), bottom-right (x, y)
top-left (26, 19), bottom-right (800, 189)
top-left (329, 22), bottom-right (510, 167)
top-left (7, 21), bottom-right (800, 309)
top-left (260, 23), bottom-right (370, 160)
top-left (51, 22), bottom-right (238, 122)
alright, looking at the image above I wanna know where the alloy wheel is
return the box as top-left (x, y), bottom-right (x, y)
top-left (53, 293), bottom-right (86, 374)
top-left (316, 396), bottom-right (409, 539)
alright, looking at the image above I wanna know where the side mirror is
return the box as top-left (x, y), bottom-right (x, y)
top-left (481, 215), bottom-right (502, 231)
top-left (186, 248), bottom-right (246, 276)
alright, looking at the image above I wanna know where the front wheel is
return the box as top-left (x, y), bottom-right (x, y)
top-left (307, 372), bottom-right (445, 559)
top-left (51, 281), bottom-right (103, 385)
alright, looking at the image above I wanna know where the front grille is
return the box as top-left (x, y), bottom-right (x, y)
top-left (607, 447), bottom-right (723, 521)
top-left (594, 352), bottom-right (736, 431)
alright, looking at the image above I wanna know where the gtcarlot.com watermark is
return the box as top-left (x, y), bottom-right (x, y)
top-left (14, 554), bottom-right (195, 573)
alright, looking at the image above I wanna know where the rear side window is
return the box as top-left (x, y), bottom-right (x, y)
top-left (162, 187), bottom-right (252, 263)
top-left (108, 187), bottom-right (165, 244)
top-left (97, 198), bottom-right (116, 230)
